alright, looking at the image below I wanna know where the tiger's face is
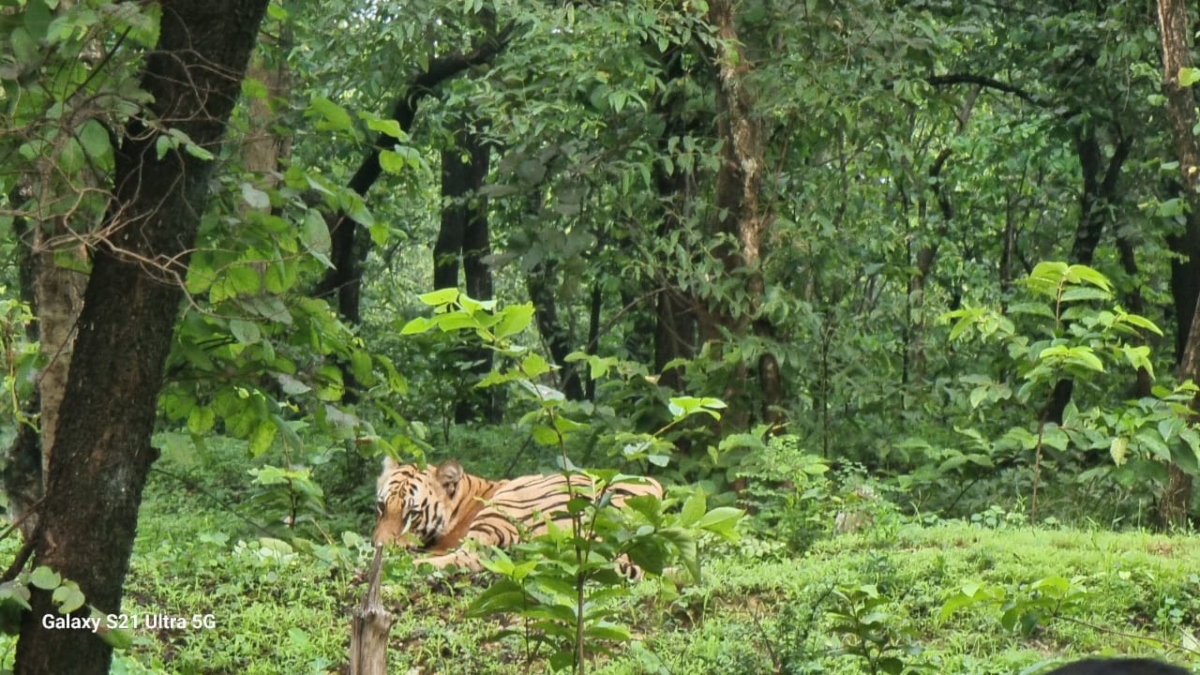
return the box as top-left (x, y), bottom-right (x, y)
top-left (372, 458), bottom-right (464, 549)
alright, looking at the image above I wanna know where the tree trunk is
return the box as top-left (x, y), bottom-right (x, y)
top-left (14, 3), bottom-right (267, 673)
top-left (526, 259), bottom-right (585, 401)
top-left (314, 33), bottom-right (509, 325)
top-left (436, 119), bottom-right (496, 422)
top-left (700, 0), bottom-right (777, 429)
top-left (650, 46), bottom-right (700, 392)
top-left (1155, 0), bottom-right (1200, 528)
top-left (1042, 127), bottom-right (1131, 424)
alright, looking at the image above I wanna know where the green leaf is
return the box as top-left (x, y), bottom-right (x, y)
top-left (1181, 67), bottom-right (1200, 88)
top-left (308, 97), bottom-right (354, 133)
top-left (522, 353), bottom-right (551, 378)
top-left (52, 583), bottom-right (85, 614)
top-left (418, 288), bottom-right (459, 306)
top-left (532, 424), bottom-right (560, 446)
top-left (29, 567), bottom-right (60, 590)
top-left (378, 149), bottom-right (405, 174)
top-left (248, 420), bottom-right (277, 456)
top-left (1109, 436), bottom-right (1128, 465)
top-left (1058, 287), bottom-right (1111, 303)
top-left (302, 209), bottom-right (332, 258)
top-left (694, 506), bottom-right (743, 537)
top-left (100, 626), bottom-right (134, 650)
top-left (229, 319), bottom-right (261, 345)
top-left (241, 183), bottom-right (270, 210)
top-left (363, 116), bottom-right (405, 139)
top-left (399, 316), bottom-right (434, 335)
top-left (226, 266), bottom-right (260, 296)
top-left (495, 304), bottom-right (535, 339)
top-left (187, 406), bottom-right (215, 435)
top-left (1064, 264), bottom-right (1113, 291)
top-left (679, 488), bottom-right (706, 527)
top-left (78, 120), bottom-right (112, 162)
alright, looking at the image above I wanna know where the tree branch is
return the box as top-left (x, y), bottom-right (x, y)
top-left (927, 73), bottom-right (1039, 106)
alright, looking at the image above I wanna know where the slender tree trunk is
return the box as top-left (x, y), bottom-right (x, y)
top-left (1155, 0), bottom-right (1200, 527)
top-left (436, 119), bottom-right (496, 422)
top-left (15, 4), bottom-right (267, 672)
top-left (314, 33), bottom-right (509, 325)
top-left (526, 259), bottom-right (584, 401)
top-left (650, 46), bottom-right (700, 392)
top-left (1043, 128), bottom-right (1131, 424)
top-left (1115, 235), bottom-right (1153, 397)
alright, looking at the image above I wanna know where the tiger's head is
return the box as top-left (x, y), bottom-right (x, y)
top-left (372, 458), bottom-right (465, 549)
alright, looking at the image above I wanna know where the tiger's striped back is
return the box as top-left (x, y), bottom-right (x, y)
top-left (473, 472), bottom-right (664, 549)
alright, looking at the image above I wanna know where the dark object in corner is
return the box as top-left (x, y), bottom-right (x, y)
top-left (1045, 659), bottom-right (1189, 674)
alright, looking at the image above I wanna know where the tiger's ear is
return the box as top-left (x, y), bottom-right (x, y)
top-left (435, 460), bottom-right (464, 498)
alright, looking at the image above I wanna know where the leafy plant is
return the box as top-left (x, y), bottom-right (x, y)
top-left (734, 433), bottom-right (832, 554)
top-left (826, 584), bottom-right (932, 675)
top-left (400, 288), bottom-right (744, 673)
top-left (942, 263), bottom-right (1184, 521)
top-left (940, 575), bottom-right (1091, 636)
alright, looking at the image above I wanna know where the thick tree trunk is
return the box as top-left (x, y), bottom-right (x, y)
top-left (1155, 0), bottom-right (1200, 528)
top-left (14, 3), bottom-right (267, 673)
top-left (701, 0), bottom-right (778, 429)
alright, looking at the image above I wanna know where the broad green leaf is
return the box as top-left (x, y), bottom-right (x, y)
top-left (1181, 67), bottom-right (1200, 88)
top-left (378, 149), bottom-right (404, 174)
top-left (418, 288), bottom-right (459, 306)
top-left (1065, 264), bottom-right (1112, 291)
top-left (241, 183), bottom-right (270, 210)
top-left (248, 420), bottom-right (277, 456)
top-left (363, 116), bottom-right (405, 139)
top-left (29, 567), bottom-right (60, 590)
top-left (694, 507), bottom-right (743, 537)
top-left (1058, 287), bottom-right (1110, 303)
top-left (187, 406), bottom-right (215, 435)
top-left (679, 489), bottom-right (706, 527)
top-left (1110, 436), bottom-right (1128, 465)
top-left (229, 319), bottom-right (261, 345)
top-left (495, 304), bottom-right (535, 339)
top-left (522, 353), bottom-right (551, 378)
top-left (302, 210), bottom-right (332, 256)
top-left (399, 316), bottom-right (434, 335)
top-left (531, 424), bottom-right (559, 446)
top-left (52, 583), bottom-right (85, 614)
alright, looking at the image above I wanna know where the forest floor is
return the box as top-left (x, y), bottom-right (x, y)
top-left (0, 438), bottom-right (1196, 674)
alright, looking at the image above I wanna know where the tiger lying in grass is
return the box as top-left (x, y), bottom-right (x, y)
top-left (372, 458), bottom-right (663, 577)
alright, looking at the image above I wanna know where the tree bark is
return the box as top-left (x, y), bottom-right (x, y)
top-left (650, 80), bottom-right (699, 389)
top-left (1042, 127), bottom-right (1131, 424)
top-left (314, 32), bottom-right (509, 325)
top-left (526, 259), bottom-right (585, 401)
top-left (700, 0), bottom-right (779, 427)
top-left (14, 3), bottom-right (267, 673)
top-left (1155, 0), bottom-right (1200, 528)
top-left (435, 119), bottom-right (496, 422)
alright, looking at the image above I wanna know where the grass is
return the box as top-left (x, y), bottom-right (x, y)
top-left (0, 434), bottom-right (1197, 674)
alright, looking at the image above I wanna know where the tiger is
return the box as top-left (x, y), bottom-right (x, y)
top-left (372, 458), bottom-right (663, 577)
